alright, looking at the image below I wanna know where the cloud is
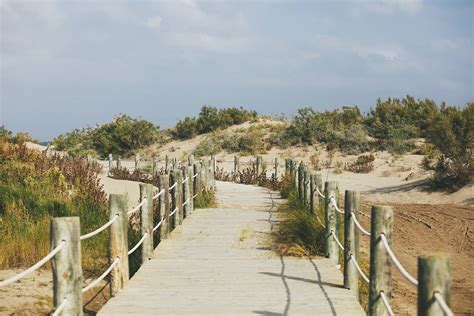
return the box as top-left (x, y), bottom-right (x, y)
top-left (352, 0), bottom-right (423, 15)
top-left (146, 16), bottom-right (163, 31)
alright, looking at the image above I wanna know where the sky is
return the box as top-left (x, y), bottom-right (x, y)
top-left (1, 0), bottom-right (473, 141)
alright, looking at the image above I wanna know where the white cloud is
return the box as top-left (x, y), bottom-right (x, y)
top-left (146, 16), bottom-right (163, 31)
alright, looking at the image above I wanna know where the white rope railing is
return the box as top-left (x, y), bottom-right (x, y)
top-left (351, 212), bottom-right (371, 236)
top-left (192, 173), bottom-right (198, 179)
top-left (169, 182), bottom-right (177, 190)
top-left (169, 207), bottom-right (178, 217)
top-left (329, 196), bottom-right (345, 215)
top-left (80, 215), bottom-right (118, 240)
top-left (153, 189), bottom-right (164, 200)
top-left (128, 234), bottom-right (147, 255)
top-left (0, 241), bottom-right (66, 287)
top-left (380, 291), bottom-right (395, 316)
top-left (52, 298), bottom-right (68, 316)
top-left (380, 233), bottom-right (418, 286)
top-left (349, 255), bottom-right (369, 284)
top-left (316, 215), bottom-right (326, 228)
top-left (182, 177), bottom-right (189, 184)
top-left (434, 292), bottom-right (454, 316)
top-left (153, 218), bottom-right (163, 232)
top-left (182, 198), bottom-right (189, 207)
top-left (127, 198), bottom-right (146, 215)
top-left (193, 193), bottom-right (198, 199)
top-left (82, 257), bottom-right (119, 293)
top-left (315, 187), bottom-right (325, 198)
top-left (330, 231), bottom-right (344, 250)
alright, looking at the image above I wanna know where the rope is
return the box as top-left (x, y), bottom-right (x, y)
top-left (330, 231), bottom-right (344, 250)
top-left (82, 257), bottom-right (119, 293)
top-left (80, 215), bottom-right (118, 240)
top-left (193, 193), bottom-right (198, 199)
top-left (128, 234), bottom-right (147, 255)
top-left (153, 218), bottom-right (163, 232)
top-left (127, 198), bottom-right (146, 215)
top-left (169, 182), bottom-right (177, 190)
top-left (153, 189), bottom-right (164, 200)
top-left (169, 207), bottom-right (178, 217)
top-left (182, 198), bottom-right (189, 207)
top-left (380, 291), bottom-right (395, 316)
top-left (349, 255), bottom-right (369, 284)
top-left (192, 173), bottom-right (198, 179)
top-left (329, 196), bottom-right (345, 215)
top-left (316, 215), bottom-right (326, 228)
top-left (380, 234), bottom-right (418, 286)
top-left (434, 292), bottom-right (454, 316)
top-left (351, 212), bottom-right (371, 236)
top-left (182, 177), bottom-right (189, 184)
top-left (52, 298), bottom-right (68, 316)
top-left (0, 241), bottom-right (66, 287)
top-left (315, 187), bottom-right (325, 198)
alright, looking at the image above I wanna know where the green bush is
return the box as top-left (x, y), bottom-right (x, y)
top-left (52, 114), bottom-right (160, 158)
top-left (193, 135), bottom-right (222, 157)
top-left (425, 103), bottom-right (473, 190)
top-left (174, 117), bottom-right (198, 140)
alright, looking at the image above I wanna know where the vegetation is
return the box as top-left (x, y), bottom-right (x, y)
top-left (344, 154), bottom-right (375, 173)
top-left (424, 103), bottom-right (473, 190)
top-left (0, 140), bottom-right (108, 274)
top-left (1, 125), bottom-right (37, 144)
top-left (173, 106), bottom-right (257, 140)
top-left (52, 114), bottom-right (160, 158)
top-left (194, 189), bottom-right (217, 208)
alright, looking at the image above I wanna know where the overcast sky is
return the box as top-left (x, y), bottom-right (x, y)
top-left (1, 0), bottom-right (473, 140)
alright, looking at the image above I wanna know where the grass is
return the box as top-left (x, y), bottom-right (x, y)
top-left (194, 188), bottom-right (217, 208)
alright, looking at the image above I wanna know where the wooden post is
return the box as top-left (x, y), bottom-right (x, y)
top-left (234, 156), bottom-right (240, 174)
top-left (369, 205), bottom-right (393, 316)
top-left (109, 194), bottom-right (129, 296)
top-left (210, 156), bottom-right (216, 187)
top-left (418, 253), bottom-right (451, 316)
top-left (256, 156), bottom-right (263, 178)
top-left (293, 161), bottom-right (298, 191)
top-left (165, 155), bottom-right (169, 172)
top-left (310, 173), bottom-right (317, 213)
top-left (324, 181), bottom-right (339, 266)
top-left (315, 174), bottom-right (323, 213)
top-left (139, 183), bottom-right (153, 262)
top-left (298, 163), bottom-right (304, 200)
top-left (343, 190), bottom-right (360, 300)
top-left (194, 163), bottom-right (202, 196)
top-left (170, 169), bottom-right (183, 227)
top-left (151, 157), bottom-right (157, 177)
top-left (304, 169), bottom-right (311, 207)
top-left (135, 153), bottom-right (140, 170)
top-left (202, 160), bottom-right (209, 190)
top-left (188, 155), bottom-right (195, 166)
top-left (182, 166), bottom-right (190, 218)
top-left (285, 159), bottom-right (291, 175)
top-left (51, 217), bottom-right (83, 316)
top-left (117, 156), bottom-right (121, 169)
top-left (274, 158), bottom-right (279, 179)
top-left (187, 166), bottom-right (194, 215)
top-left (87, 154), bottom-right (92, 163)
top-left (109, 154), bottom-right (113, 171)
top-left (157, 175), bottom-right (170, 240)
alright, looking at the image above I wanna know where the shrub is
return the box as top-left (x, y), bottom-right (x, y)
top-left (52, 114), bottom-right (160, 158)
top-left (173, 117), bottom-right (198, 140)
top-left (425, 103), bottom-right (473, 190)
top-left (193, 135), bottom-right (221, 157)
top-left (221, 130), bottom-right (266, 155)
top-left (194, 189), bottom-right (217, 208)
top-left (344, 154), bottom-right (375, 173)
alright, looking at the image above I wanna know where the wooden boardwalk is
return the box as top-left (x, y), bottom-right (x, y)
top-left (98, 181), bottom-right (365, 315)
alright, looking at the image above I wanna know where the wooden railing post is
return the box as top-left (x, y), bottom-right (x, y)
top-left (210, 156), bottom-right (216, 187)
top-left (170, 169), bottom-right (183, 227)
top-left (51, 217), bottom-right (83, 316)
top-left (256, 156), bottom-right (263, 178)
top-left (310, 173), bottom-right (317, 213)
top-left (186, 166), bottom-right (194, 215)
top-left (201, 160), bottom-right (209, 190)
top-left (304, 168), bottom-right (311, 207)
top-left (274, 158), bottom-right (279, 179)
top-left (285, 159), bottom-right (291, 175)
top-left (293, 160), bottom-right (298, 191)
top-left (117, 156), bottom-right (121, 169)
top-left (344, 190), bottom-right (360, 299)
top-left (194, 163), bottom-right (202, 196)
top-left (109, 193), bottom-right (129, 296)
top-left (298, 162), bottom-right (304, 200)
top-left (418, 253), bottom-right (451, 316)
top-left (188, 155), bottom-right (195, 166)
top-left (182, 166), bottom-right (191, 218)
top-left (135, 153), bottom-right (140, 170)
top-left (234, 156), bottom-right (240, 174)
top-left (369, 205), bottom-right (393, 316)
top-left (158, 175), bottom-right (170, 240)
top-left (324, 181), bottom-right (339, 265)
top-left (139, 183), bottom-right (153, 262)
top-left (152, 157), bottom-right (157, 177)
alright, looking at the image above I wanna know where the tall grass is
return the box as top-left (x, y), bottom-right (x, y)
top-left (194, 189), bottom-right (217, 208)
top-left (0, 140), bottom-right (108, 275)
